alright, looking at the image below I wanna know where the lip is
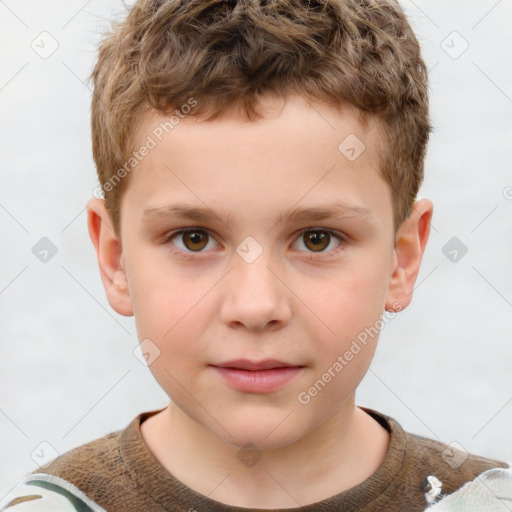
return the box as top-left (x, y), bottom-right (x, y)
top-left (213, 359), bottom-right (300, 371)
top-left (210, 359), bottom-right (305, 393)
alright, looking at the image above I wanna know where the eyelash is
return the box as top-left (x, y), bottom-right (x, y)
top-left (162, 227), bottom-right (346, 260)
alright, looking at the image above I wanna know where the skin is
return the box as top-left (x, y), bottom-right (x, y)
top-left (87, 93), bottom-right (433, 508)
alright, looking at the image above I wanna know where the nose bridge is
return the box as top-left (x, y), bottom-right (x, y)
top-left (221, 238), bottom-right (291, 329)
top-left (233, 239), bottom-right (281, 299)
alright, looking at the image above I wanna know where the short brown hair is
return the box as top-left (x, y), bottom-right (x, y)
top-left (90, 0), bottom-right (431, 237)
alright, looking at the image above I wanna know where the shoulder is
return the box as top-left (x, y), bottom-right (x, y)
top-left (0, 473), bottom-right (107, 512)
top-left (34, 424), bottom-right (141, 507)
top-left (35, 429), bottom-right (124, 482)
top-left (425, 465), bottom-right (512, 510)
top-left (404, 428), bottom-right (510, 507)
top-left (405, 430), bottom-right (509, 486)
top-left (0, 420), bottom-right (136, 512)
top-left (364, 407), bottom-right (509, 488)
top-left (362, 407), bottom-right (510, 509)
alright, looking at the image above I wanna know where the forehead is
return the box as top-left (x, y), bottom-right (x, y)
top-left (121, 94), bottom-right (390, 230)
top-left (131, 93), bottom-right (383, 165)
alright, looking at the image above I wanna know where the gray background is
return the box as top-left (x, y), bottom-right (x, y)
top-left (1, 0), bottom-right (511, 497)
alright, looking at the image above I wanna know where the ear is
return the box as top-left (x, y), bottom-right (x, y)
top-left (87, 198), bottom-right (133, 316)
top-left (385, 199), bottom-right (433, 312)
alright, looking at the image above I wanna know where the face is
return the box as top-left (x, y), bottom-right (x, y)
top-left (112, 94), bottom-right (400, 450)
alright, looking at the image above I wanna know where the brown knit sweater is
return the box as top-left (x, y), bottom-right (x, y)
top-left (27, 407), bottom-right (508, 511)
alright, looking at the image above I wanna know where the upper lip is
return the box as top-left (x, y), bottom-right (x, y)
top-left (211, 359), bottom-right (303, 371)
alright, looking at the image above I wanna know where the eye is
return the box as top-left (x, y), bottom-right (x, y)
top-left (166, 228), bottom-right (219, 253)
top-left (164, 227), bottom-right (344, 258)
top-left (293, 229), bottom-right (343, 254)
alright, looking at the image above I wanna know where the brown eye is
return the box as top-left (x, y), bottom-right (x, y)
top-left (165, 228), bottom-right (221, 256)
top-left (303, 231), bottom-right (330, 252)
top-left (181, 230), bottom-right (209, 251)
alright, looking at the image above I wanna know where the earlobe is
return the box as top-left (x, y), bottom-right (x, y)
top-left (385, 199), bottom-right (433, 312)
top-left (87, 198), bottom-right (133, 316)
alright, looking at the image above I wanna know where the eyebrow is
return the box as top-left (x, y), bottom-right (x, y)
top-left (142, 201), bottom-right (372, 226)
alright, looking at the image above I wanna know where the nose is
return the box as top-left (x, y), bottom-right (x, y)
top-left (220, 249), bottom-right (292, 331)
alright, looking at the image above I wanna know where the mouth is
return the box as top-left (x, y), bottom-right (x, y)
top-left (212, 359), bottom-right (303, 371)
top-left (209, 359), bottom-right (306, 393)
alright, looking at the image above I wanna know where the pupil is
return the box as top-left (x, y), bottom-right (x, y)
top-left (186, 231), bottom-right (206, 250)
top-left (306, 231), bottom-right (329, 251)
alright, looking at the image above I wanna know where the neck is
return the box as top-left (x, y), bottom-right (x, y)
top-left (141, 400), bottom-right (390, 509)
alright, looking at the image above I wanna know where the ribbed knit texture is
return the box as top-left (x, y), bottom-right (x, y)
top-left (35, 408), bottom-right (508, 511)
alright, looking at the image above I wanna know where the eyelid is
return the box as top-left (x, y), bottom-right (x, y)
top-left (297, 227), bottom-right (345, 240)
top-left (164, 226), bottom-right (346, 256)
top-left (293, 228), bottom-right (345, 258)
top-left (164, 227), bottom-right (221, 250)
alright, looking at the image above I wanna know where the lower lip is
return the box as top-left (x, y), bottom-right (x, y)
top-left (211, 366), bottom-right (304, 393)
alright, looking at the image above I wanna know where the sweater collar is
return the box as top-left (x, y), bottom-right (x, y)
top-left (118, 406), bottom-right (407, 511)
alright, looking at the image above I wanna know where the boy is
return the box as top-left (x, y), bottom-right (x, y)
top-left (1, 0), bottom-right (510, 511)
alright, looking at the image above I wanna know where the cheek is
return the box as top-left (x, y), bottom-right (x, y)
top-left (301, 277), bottom-right (384, 408)
top-left (305, 259), bottom-right (389, 346)
top-left (126, 254), bottom-right (198, 341)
